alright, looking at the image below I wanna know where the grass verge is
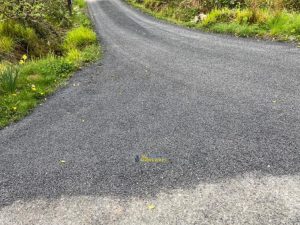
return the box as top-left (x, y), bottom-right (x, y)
top-left (0, 1), bottom-right (101, 129)
top-left (126, 0), bottom-right (300, 43)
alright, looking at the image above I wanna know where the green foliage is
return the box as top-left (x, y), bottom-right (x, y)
top-left (0, 66), bottom-right (19, 94)
top-left (64, 26), bottom-right (97, 50)
top-left (0, 55), bottom-right (76, 128)
top-left (0, 0), bottom-right (71, 34)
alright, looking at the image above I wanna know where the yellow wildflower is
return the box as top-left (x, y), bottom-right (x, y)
top-left (31, 84), bottom-right (37, 91)
top-left (19, 60), bottom-right (24, 65)
top-left (12, 106), bottom-right (17, 111)
top-left (12, 93), bottom-right (17, 96)
top-left (22, 54), bottom-right (28, 60)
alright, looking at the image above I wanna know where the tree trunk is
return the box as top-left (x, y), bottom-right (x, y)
top-left (67, 0), bottom-right (72, 15)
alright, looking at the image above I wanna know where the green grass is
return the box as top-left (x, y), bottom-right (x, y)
top-left (0, 42), bottom-right (101, 128)
top-left (0, 1), bottom-right (101, 128)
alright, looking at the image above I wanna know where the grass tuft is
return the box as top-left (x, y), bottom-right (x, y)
top-left (64, 26), bottom-right (97, 50)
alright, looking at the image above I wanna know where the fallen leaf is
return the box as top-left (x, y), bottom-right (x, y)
top-left (148, 204), bottom-right (156, 210)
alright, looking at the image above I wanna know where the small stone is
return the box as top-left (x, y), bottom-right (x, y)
top-left (199, 13), bottom-right (207, 21)
top-left (192, 15), bottom-right (199, 23)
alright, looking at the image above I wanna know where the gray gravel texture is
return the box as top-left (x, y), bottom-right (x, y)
top-left (0, 0), bottom-right (300, 224)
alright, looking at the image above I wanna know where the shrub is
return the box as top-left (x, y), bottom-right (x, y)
top-left (0, 0), bottom-right (71, 34)
top-left (64, 26), bottom-right (97, 50)
top-left (284, 0), bottom-right (300, 11)
top-left (0, 66), bottom-right (19, 94)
